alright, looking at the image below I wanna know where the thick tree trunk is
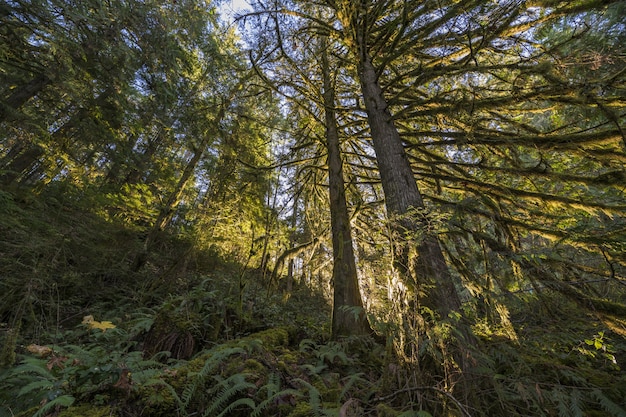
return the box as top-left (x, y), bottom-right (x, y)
top-left (358, 54), bottom-right (462, 318)
top-left (323, 45), bottom-right (372, 339)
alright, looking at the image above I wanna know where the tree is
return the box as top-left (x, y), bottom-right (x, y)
top-left (245, 3), bottom-right (372, 337)
top-left (321, 37), bottom-right (372, 338)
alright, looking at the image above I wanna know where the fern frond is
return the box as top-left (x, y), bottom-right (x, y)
top-left (17, 379), bottom-right (54, 397)
top-left (293, 378), bottom-right (323, 417)
top-left (398, 411), bottom-right (433, 417)
top-left (252, 388), bottom-right (302, 417)
top-left (553, 387), bottom-right (571, 417)
top-left (215, 397), bottom-right (256, 417)
top-left (300, 363), bottom-right (327, 375)
top-left (299, 339), bottom-right (319, 352)
top-left (202, 373), bottom-right (256, 417)
top-left (32, 395), bottom-right (74, 417)
top-left (339, 372), bottom-right (366, 401)
top-left (9, 358), bottom-right (53, 378)
top-left (181, 346), bottom-right (245, 407)
top-left (590, 388), bottom-right (626, 417)
top-left (568, 388), bottom-right (583, 417)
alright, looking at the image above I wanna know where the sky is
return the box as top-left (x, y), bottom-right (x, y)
top-left (220, 0), bottom-right (251, 21)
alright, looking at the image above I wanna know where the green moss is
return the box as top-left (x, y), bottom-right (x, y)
top-left (287, 402), bottom-right (314, 417)
top-left (243, 358), bottom-right (266, 374)
top-left (134, 381), bottom-right (177, 416)
top-left (57, 405), bottom-right (112, 417)
top-left (243, 327), bottom-right (290, 347)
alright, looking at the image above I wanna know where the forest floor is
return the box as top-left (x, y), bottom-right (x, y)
top-left (1, 189), bottom-right (625, 417)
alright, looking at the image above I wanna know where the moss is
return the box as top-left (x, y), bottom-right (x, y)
top-left (287, 402), bottom-right (314, 417)
top-left (134, 381), bottom-right (178, 416)
top-left (375, 403), bottom-right (401, 417)
top-left (243, 327), bottom-right (290, 347)
top-left (57, 405), bottom-right (112, 417)
top-left (243, 358), bottom-right (266, 374)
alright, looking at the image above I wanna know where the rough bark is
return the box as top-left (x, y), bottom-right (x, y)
top-left (322, 43), bottom-right (372, 339)
top-left (358, 52), bottom-right (462, 319)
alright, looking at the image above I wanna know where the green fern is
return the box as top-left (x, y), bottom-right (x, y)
top-left (251, 373), bottom-right (302, 417)
top-left (180, 346), bottom-right (245, 408)
top-left (293, 378), bottom-right (324, 417)
top-left (590, 389), bottom-right (626, 417)
top-left (215, 398), bottom-right (256, 417)
top-left (32, 394), bottom-right (74, 417)
top-left (202, 373), bottom-right (256, 417)
top-left (398, 411), bottom-right (433, 417)
top-left (338, 373), bottom-right (366, 402)
top-left (17, 380), bottom-right (55, 397)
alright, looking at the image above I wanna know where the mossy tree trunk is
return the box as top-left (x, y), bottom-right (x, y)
top-left (322, 38), bottom-right (372, 339)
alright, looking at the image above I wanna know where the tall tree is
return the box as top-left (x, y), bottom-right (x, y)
top-left (321, 38), bottom-right (372, 338)
top-left (245, 4), bottom-right (372, 337)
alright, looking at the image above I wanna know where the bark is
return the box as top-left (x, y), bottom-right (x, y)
top-left (358, 52), bottom-right (462, 319)
top-left (322, 42), bottom-right (372, 339)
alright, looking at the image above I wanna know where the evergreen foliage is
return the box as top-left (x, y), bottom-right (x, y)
top-left (0, 0), bottom-right (625, 416)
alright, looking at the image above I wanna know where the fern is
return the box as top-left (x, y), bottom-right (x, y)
top-left (293, 378), bottom-right (324, 417)
top-left (338, 373), bottom-right (366, 402)
top-left (251, 373), bottom-right (302, 417)
top-left (32, 395), bottom-right (74, 417)
top-left (9, 357), bottom-right (53, 378)
top-left (555, 389), bottom-right (572, 417)
top-left (316, 342), bottom-right (350, 366)
top-left (590, 388), bottom-right (626, 417)
top-left (215, 398), bottom-right (256, 417)
top-left (180, 346), bottom-right (245, 408)
top-left (568, 388), bottom-right (583, 417)
top-left (17, 380), bottom-right (55, 397)
top-left (202, 373), bottom-right (256, 417)
top-left (398, 412), bottom-right (433, 417)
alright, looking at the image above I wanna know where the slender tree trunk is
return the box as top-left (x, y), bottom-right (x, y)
top-left (322, 42), bottom-right (372, 338)
top-left (286, 200), bottom-right (298, 293)
top-left (132, 105), bottom-right (225, 271)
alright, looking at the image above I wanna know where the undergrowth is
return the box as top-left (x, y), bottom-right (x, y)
top-left (1, 189), bottom-right (625, 417)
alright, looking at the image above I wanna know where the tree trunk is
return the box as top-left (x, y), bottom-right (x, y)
top-left (358, 53), bottom-right (462, 319)
top-left (322, 42), bottom-right (372, 339)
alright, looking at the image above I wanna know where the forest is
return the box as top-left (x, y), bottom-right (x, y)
top-left (1, 0), bottom-right (625, 416)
